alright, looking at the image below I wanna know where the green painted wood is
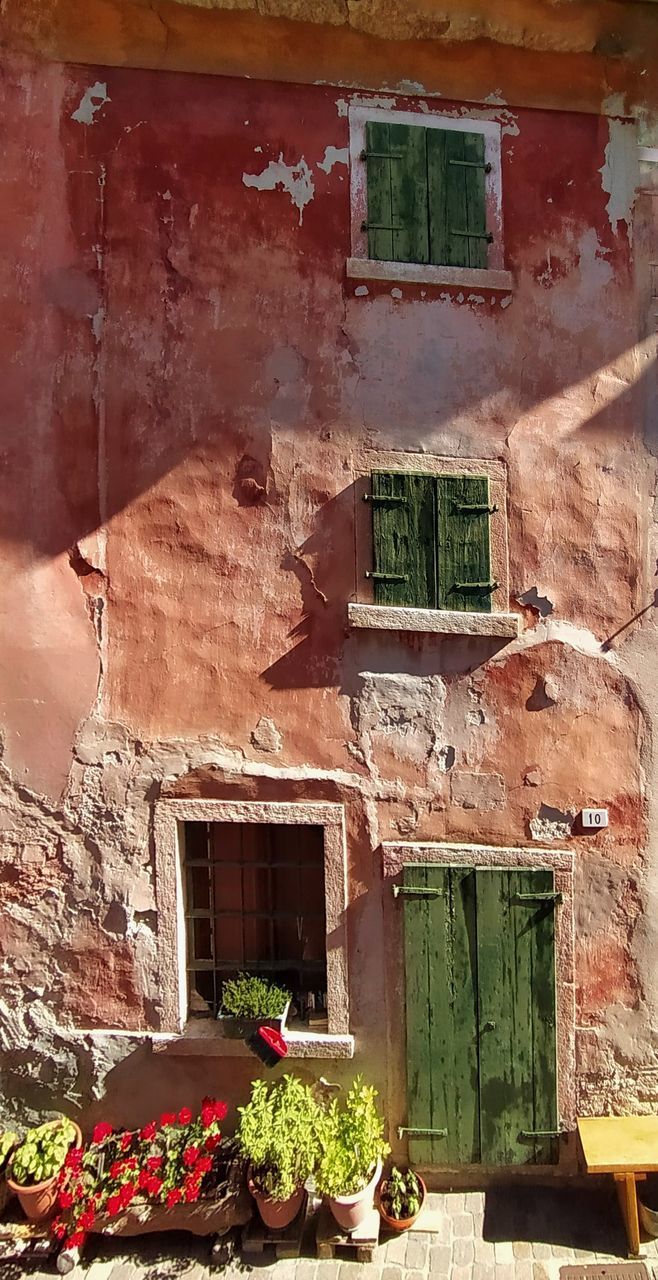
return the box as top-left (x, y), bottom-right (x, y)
top-left (476, 868), bottom-right (558, 1166)
top-left (402, 864), bottom-right (480, 1165)
top-left (389, 123), bottom-right (429, 264)
top-left (462, 131), bottom-right (488, 269)
top-left (437, 475), bottom-right (493, 613)
top-left (427, 128), bottom-right (449, 267)
top-left (520, 868), bottom-right (559, 1165)
top-left (371, 472), bottom-right (437, 608)
top-left (445, 131), bottom-right (469, 267)
top-left (366, 121), bottom-right (393, 262)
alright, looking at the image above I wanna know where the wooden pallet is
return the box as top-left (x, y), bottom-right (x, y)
top-left (242, 1191), bottom-right (309, 1259)
top-left (316, 1203), bottom-right (380, 1262)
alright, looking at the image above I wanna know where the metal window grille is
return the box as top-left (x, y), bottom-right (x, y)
top-left (183, 821), bottom-right (327, 1020)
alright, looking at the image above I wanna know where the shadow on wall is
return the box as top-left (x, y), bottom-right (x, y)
top-left (261, 480), bottom-right (510, 693)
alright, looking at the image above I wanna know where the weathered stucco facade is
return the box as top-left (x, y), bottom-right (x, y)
top-left (1, 0), bottom-right (657, 1178)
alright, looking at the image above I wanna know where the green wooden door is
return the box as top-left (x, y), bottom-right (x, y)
top-left (402, 865), bottom-right (558, 1166)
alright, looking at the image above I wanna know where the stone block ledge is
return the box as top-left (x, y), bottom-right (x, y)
top-left (151, 1027), bottom-right (355, 1059)
top-left (347, 602), bottom-right (520, 638)
top-left (347, 257), bottom-right (514, 293)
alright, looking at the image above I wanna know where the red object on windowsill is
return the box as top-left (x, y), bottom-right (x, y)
top-left (259, 1026), bottom-right (288, 1058)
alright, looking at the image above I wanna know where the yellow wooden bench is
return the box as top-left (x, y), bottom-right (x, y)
top-left (577, 1115), bottom-right (658, 1256)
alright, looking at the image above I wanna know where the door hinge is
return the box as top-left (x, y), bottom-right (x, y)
top-left (448, 158), bottom-right (492, 173)
top-left (454, 503), bottom-right (499, 515)
top-left (451, 229), bottom-right (494, 242)
top-left (393, 885), bottom-right (445, 898)
top-left (361, 220), bottom-right (405, 232)
top-left (513, 892), bottom-right (563, 905)
top-left (366, 572), bottom-right (408, 582)
top-left (360, 149), bottom-right (406, 162)
top-left (453, 580), bottom-right (499, 593)
top-left (363, 493), bottom-right (408, 505)
top-left (397, 1126), bottom-right (448, 1139)
top-left (519, 1129), bottom-right (562, 1139)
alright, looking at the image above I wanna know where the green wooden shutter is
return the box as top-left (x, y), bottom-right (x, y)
top-left (370, 472), bottom-right (438, 608)
top-left (402, 864), bottom-right (480, 1165)
top-left (476, 868), bottom-right (558, 1166)
top-left (365, 122), bottom-right (430, 265)
top-left (427, 128), bottom-right (489, 268)
top-left (437, 475), bottom-right (494, 613)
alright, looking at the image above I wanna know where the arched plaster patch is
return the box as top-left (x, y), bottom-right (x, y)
top-left (242, 155), bottom-right (315, 225)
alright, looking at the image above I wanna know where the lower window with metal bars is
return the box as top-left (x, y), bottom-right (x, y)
top-left (182, 821), bottom-right (327, 1028)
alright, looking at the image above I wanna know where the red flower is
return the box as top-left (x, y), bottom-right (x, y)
top-left (178, 1107), bottom-right (192, 1125)
top-left (74, 1183), bottom-right (86, 1202)
top-left (120, 1182), bottom-right (136, 1207)
top-left (106, 1194), bottom-right (122, 1217)
top-left (196, 1156), bottom-right (212, 1174)
top-left (120, 1132), bottom-right (133, 1152)
top-left (184, 1181), bottom-right (200, 1203)
top-left (166, 1188), bottom-right (182, 1208)
top-left (109, 1161), bottom-right (124, 1180)
top-left (140, 1121), bottom-right (156, 1141)
top-left (51, 1219), bottom-right (67, 1241)
top-left (65, 1149), bottom-right (83, 1170)
top-left (65, 1231), bottom-right (86, 1250)
top-left (147, 1156), bottom-right (163, 1172)
top-left (213, 1101), bottom-right (228, 1122)
top-left (159, 1112), bottom-right (176, 1127)
top-left (58, 1190), bottom-right (74, 1210)
top-left (146, 1175), bottom-right (163, 1196)
top-left (204, 1134), bottom-right (221, 1152)
top-left (79, 1208), bottom-right (96, 1231)
top-left (92, 1122), bottom-right (113, 1143)
top-left (125, 1158), bottom-right (137, 1171)
top-left (138, 1170), bottom-right (150, 1191)
top-left (182, 1146), bottom-right (200, 1168)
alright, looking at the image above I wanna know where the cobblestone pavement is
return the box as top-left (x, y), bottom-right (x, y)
top-left (10, 1188), bottom-right (658, 1280)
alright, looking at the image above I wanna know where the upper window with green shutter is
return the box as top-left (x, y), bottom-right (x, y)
top-left (348, 107), bottom-right (513, 292)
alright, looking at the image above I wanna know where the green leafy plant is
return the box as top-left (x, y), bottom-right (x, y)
top-left (315, 1076), bottom-right (390, 1200)
top-left (381, 1166), bottom-right (422, 1220)
top-left (236, 1074), bottom-right (320, 1201)
top-left (220, 973), bottom-right (290, 1020)
top-left (10, 1120), bottom-right (77, 1188)
top-left (0, 1131), bottom-right (18, 1175)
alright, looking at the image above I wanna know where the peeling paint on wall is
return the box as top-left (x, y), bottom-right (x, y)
top-left (242, 154), bottom-right (315, 224)
top-left (317, 145), bottom-right (349, 173)
top-left (71, 81), bottom-right (109, 125)
top-left (599, 118), bottom-right (640, 240)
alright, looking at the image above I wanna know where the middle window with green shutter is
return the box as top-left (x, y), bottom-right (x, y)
top-left (368, 471), bottom-right (496, 614)
top-left (364, 121), bottom-right (491, 269)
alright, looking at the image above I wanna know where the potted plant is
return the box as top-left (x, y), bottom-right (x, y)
top-left (378, 1165), bottom-right (426, 1232)
top-left (7, 1118), bottom-right (81, 1221)
top-left (315, 1076), bottom-right (390, 1232)
top-left (0, 1130), bottom-right (18, 1212)
top-left (236, 1074), bottom-right (320, 1229)
top-left (51, 1098), bottom-right (251, 1257)
top-left (217, 973), bottom-right (291, 1040)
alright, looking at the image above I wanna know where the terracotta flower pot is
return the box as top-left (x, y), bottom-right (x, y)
top-left (7, 1121), bottom-right (82, 1223)
top-left (247, 1174), bottom-right (305, 1230)
top-left (378, 1174), bottom-right (427, 1232)
top-left (326, 1157), bottom-right (383, 1232)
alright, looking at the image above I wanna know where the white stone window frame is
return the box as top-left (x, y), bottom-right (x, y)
top-left (153, 799), bottom-right (354, 1060)
top-left (382, 841), bottom-right (576, 1165)
top-left (348, 104), bottom-right (513, 292)
top-left (348, 450), bottom-right (520, 639)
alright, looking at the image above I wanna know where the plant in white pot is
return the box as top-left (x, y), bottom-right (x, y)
top-left (315, 1076), bottom-right (390, 1232)
top-left (236, 1074), bottom-right (320, 1230)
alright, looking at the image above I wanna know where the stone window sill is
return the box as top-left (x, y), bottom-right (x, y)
top-left (347, 257), bottom-right (514, 293)
top-left (348, 602), bottom-right (520, 638)
top-left (151, 1024), bottom-right (355, 1060)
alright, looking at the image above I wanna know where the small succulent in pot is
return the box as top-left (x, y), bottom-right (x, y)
top-left (378, 1166), bottom-right (426, 1231)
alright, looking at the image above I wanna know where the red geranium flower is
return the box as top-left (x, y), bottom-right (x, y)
top-left (166, 1188), bottom-right (182, 1208)
top-left (120, 1133), bottom-right (132, 1152)
top-left (92, 1122), bottom-right (113, 1143)
top-left (140, 1121), bottom-right (156, 1141)
top-left (178, 1107), bottom-right (192, 1125)
top-left (204, 1134), bottom-right (221, 1152)
top-left (79, 1208), bottom-right (96, 1231)
top-left (138, 1170), bottom-right (150, 1191)
top-left (213, 1101), bottom-right (228, 1122)
top-left (183, 1146), bottom-right (200, 1168)
top-left (120, 1182), bottom-right (136, 1207)
top-left (51, 1219), bottom-right (67, 1241)
top-left (147, 1156), bottom-right (163, 1172)
top-left (196, 1156), bottom-right (212, 1174)
top-left (106, 1193), bottom-right (122, 1217)
top-left (146, 1175), bottom-right (163, 1196)
top-left (184, 1182), bottom-right (200, 1203)
top-left (65, 1231), bottom-right (86, 1250)
top-left (65, 1148), bottom-right (83, 1170)
top-left (160, 1112), bottom-right (176, 1127)
top-left (58, 1190), bottom-right (74, 1210)
top-left (109, 1161), bottom-right (124, 1179)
